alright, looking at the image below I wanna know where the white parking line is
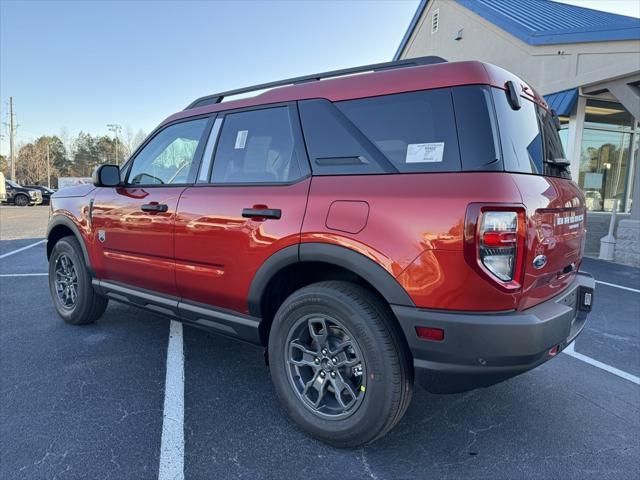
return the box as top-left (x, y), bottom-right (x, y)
top-left (0, 239), bottom-right (46, 259)
top-left (563, 342), bottom-right (640, 385)
top-left (595, 280), bottom-right (640, 294)
top-left (158, 320), bottom-right (185, 480)
top-left (0, 273), bottom-right (47, 277)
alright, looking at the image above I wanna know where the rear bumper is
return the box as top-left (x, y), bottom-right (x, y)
top-left (392, 271), bottom-right (595, 393)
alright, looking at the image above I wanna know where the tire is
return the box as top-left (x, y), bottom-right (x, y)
top-left (48, 236), bottom-right (108, 325)
top-left (268, 281), bottom-right (413, 447)
top-left (14, 194), bottom-right (29, 207)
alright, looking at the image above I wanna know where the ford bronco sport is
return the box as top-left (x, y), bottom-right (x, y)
top-left (46, 57), bottom-right (595, 447)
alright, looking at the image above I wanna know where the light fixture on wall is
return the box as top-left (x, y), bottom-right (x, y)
top-left (454, 29), bottom-right (464, 41)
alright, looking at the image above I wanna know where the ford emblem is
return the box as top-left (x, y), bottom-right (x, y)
top-left (533, 254), bottom-right (547, 269)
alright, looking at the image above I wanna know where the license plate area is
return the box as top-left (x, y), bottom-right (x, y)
top-left (577, 286), bottom-right (594, 312)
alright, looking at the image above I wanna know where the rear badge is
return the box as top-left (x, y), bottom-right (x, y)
top-left (98, 230), bottom-right (106, 243)
top-left (533, 255), bottom-right (547, 269)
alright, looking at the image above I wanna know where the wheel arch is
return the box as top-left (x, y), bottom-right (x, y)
top-left (46, 215), bottom-right (93, 275)
top-left (249, 242), bottom-right (415, 345)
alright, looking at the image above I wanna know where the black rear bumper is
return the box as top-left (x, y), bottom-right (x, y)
top-left (392, 272), bottom-right (595, 393)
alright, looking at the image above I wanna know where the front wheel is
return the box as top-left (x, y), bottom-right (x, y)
top-left (268, 281), bottom-right (413, 447)
top-left (48, 236), bottom-right (108, 325)
top-left (14, 194), bottom-right (29, 207)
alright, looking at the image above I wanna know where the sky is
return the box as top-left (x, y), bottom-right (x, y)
top-left (1, 0), bottom-right (639, 156)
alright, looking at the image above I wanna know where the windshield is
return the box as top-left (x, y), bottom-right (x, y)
top-left (6, 179), bottom-right (20, 188)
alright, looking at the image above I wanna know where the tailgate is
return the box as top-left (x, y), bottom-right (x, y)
top-left (512, 174), bottom-right (586, 310)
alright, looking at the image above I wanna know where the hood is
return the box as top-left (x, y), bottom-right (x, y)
top-left (53, 184), bottom-right (96, 198)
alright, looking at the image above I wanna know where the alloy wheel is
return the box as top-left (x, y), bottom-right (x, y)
top-left (285, 314), bottom-right (366, 419)
top-left (54, 254), bottom-right (79, 309)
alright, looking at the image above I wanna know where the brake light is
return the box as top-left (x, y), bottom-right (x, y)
top-left (464, 205), bottom-right (526, 291)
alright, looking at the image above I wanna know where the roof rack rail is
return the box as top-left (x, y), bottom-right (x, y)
top-left (184, 55), bottom-right (447, 110)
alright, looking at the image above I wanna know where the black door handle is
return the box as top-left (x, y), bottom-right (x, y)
top-left (242, 208), bottom-right (281, 220)
top-left (141, 203), bottom-right (168, 213)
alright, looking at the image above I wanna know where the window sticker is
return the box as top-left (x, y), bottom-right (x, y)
top-left (234, 130), bottom-right (248, 149)
top-left (406, 142), bottom-right (444, 163)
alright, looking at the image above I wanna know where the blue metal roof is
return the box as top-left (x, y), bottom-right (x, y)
top-left (394, 0), bottom-right (640, 59)
top-left (544, 88), bottom-right (579, 116)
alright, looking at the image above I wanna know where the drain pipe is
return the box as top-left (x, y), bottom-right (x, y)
top-left (599, 199), bottom-right (618, 261)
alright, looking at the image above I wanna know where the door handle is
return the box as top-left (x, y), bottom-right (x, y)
top-left (141, 203), bottom-right (168, 213)
top-left (242, 208), bottom-right (281, 220)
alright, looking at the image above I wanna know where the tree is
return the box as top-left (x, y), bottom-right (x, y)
top-left (0, 154), bottom-right (8, 177)
top-left (14, 136), bottom-right (67, 187)
top-left (72, 131), bottom-right (100, 177)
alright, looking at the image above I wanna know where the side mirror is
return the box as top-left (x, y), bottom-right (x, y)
top-left (93, 164), bottom-right (121, 187)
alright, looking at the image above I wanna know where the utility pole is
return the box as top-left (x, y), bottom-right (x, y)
top-left (9, 97), bottom-right (16, 181)
top-left (47, 141), bottom-right (51, 188)
top-left (107, 124), bottom-right (122, 165)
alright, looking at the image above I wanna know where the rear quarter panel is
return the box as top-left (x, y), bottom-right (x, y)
top-left (302, 173), bottom-right (524, 311)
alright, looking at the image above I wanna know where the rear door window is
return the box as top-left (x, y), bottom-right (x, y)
top-left (336, 88), bottom-right (461, 173)
top-left (211, 106), bottom-right (307, 184)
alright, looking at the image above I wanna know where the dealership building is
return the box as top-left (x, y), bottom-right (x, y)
top-left (394, 0), bottom-right (640, 265)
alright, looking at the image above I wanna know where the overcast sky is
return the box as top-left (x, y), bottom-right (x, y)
top-left (1, 0), bottom-right (638, 155)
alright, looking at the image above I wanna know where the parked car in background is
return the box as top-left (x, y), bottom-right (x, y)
top-left (24, 185), bottom-right (56, 205)
top-left (46, 57), bottom-right (595, 447)
top-left (4, 180), bottom-right (42, 206)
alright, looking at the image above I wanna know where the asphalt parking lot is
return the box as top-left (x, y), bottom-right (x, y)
top-left (1, 210), bottom-right (639, 479)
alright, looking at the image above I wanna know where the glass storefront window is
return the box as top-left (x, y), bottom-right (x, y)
top-left (584, 99), bottom-right (634, 130)
top-left (579, 129), bottom-right (631, 212)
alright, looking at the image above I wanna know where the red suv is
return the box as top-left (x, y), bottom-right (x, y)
top-left (46, 57), bottom-right (595, 447)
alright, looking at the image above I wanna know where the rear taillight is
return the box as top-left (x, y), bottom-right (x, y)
top-left (464, 204), bottom-right (526, 291)
top-left (480, 211), bottom-right (518, 282)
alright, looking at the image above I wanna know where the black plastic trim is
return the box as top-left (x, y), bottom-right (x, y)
top-left (93, 279), bottom-right (261, 344)
top-left (247, 243), bottom-right (415, 318)
top-left (46, 215), bottom-right (93, 273)
top-left (248, 244), bottom-right (300, 317)
top-left (299, 243), bottom-right (415, 307)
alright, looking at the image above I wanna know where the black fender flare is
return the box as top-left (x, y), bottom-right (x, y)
top-left (46, 215), bottom-right (93, 273)
top-left (247, 242), bottom-right (415, 317)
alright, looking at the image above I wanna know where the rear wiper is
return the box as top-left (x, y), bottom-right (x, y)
top-left (544, 157), bottom-right (570, 167)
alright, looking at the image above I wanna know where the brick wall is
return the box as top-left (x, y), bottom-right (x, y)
top-left (584, 212), bottom-right (631, 257)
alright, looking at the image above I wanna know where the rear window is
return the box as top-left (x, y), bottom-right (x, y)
top-left (491, 88), bottom-right (570, 179)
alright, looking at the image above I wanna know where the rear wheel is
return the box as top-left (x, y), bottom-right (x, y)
top-left (268, 281), bottom-right (413, 447)
top-left (14, 194), bottom-right (29, 207)
top-left (48, 236), bottom-right (108, 325)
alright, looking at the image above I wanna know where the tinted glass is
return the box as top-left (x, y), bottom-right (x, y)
top-left (538, 106), bottom-right (570, 178)
top-left (337, 88), bottom-right (461, 173)
top-left (211, 107), bottom-right (303, 183)
top-left (451, 85), bottom-right (500, 171)
top-left (491, 88), bottom-right (544, 175)
top-left (298, 99), bottom-right (387, 175)
top-left (128, 118), bottom-right (207, 185)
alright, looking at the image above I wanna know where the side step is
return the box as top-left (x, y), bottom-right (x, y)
top-left (92, 279), bottom-right (261, 345)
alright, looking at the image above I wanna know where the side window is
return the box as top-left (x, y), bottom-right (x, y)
top-left (127, 118), bottom-right (208, 185)
top-left (211, 106), bottom-right (304, 184)
top-left (451, 85), bottom-right (501, 171)
top-left (491, 88), bottom-right (544, 174)
top-left (336, 88), bottom-right (462, 173)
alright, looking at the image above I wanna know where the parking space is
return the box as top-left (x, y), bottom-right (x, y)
top-left (0, 206), bottom-right (50, 241)
top-left (1, 237), bottom-right (638, 479)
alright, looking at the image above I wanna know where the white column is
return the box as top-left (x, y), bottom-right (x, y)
top-left (566, 95), bottom-right (586, 182)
